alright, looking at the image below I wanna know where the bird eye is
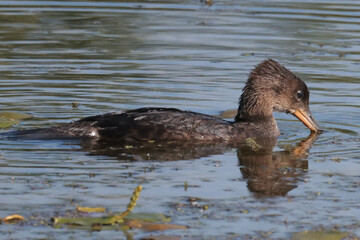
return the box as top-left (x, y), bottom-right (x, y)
top-left (296, 90), bottom-right (304, 99)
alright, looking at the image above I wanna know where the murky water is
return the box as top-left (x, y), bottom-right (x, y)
top-left (0, 0), bottom-right (359, 239)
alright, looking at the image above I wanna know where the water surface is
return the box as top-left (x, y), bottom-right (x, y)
top-left (0, 0), bottom-right (359, 239)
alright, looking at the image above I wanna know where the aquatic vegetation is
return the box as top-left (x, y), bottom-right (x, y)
top-left (52, 185), bottom-right (187, 231)
top-left (1, 186), bottom-right (186, 233)
top-left (292, 230), bottom-right (355, 240)
top-left (0, 112), bottom-right (31, 128)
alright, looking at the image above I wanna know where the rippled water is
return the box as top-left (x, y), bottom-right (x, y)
top-left (0, 0), bottom-right (359, 239)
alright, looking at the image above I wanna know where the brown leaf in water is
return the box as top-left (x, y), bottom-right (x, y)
top-left (3, 214), bottom-right (26, 224)
top-left (127, 220), bottom-right (187, 231)
top-left (141, 235), bottom-right (181, 240)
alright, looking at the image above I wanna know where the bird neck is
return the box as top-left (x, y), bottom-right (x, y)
top-left (234, 112), bottom-right (280, 138)
top-left (234, 90), bottom-right (280, 137)
top-left (234, 91), bottom-right (274, 123)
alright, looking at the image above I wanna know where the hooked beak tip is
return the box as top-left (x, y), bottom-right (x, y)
top-left (293, 109), bottom-right (321, 133)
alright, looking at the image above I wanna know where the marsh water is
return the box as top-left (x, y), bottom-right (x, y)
top-left (0, 0), bottom-right (359, 239)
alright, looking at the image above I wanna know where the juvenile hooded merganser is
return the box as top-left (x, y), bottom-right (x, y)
top-left (13, 59), bottom-right (320, 142)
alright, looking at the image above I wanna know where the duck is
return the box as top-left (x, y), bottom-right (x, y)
top-left (12, 59), bottom-right (320, 143)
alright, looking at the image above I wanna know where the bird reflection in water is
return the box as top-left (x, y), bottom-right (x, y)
top-left (84, 132), bottom-right (319, 197)
top-left (238, 132), bottom-right (319, 197)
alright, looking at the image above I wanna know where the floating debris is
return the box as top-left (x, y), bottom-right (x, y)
top-left (2, 214), bottom-right (26, 224)
top-left (72, 102), bottom-right (79, 108)
top-left (292, 230), bottom-right (354, 240)
top-left (76, 206), bottom-right (106, 213)
top-left (50, 186), bottom-right (187, 231)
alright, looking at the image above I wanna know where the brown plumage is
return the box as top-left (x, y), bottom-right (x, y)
top-left (10, 59), bottom-right (320, 143)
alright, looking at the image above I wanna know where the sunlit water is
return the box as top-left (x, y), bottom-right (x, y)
top-left (0, 0), bottom-right (359, 239)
